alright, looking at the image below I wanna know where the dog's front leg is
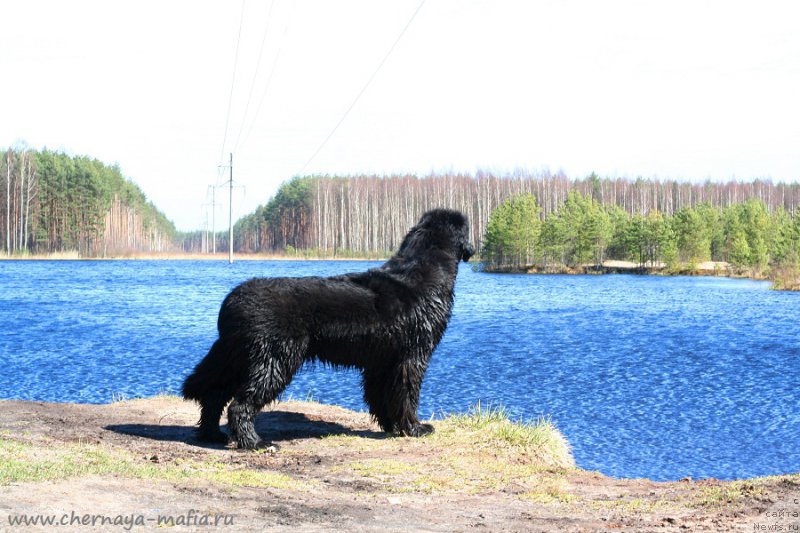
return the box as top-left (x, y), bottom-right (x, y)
top-left (386, 356), bottom-right (434, 437)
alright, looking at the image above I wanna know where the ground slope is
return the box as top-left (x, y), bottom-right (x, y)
top-left (0, 397), bottom-right (798, 532)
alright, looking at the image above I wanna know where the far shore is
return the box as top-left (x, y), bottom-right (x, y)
top-left (483, 259), bottom-right (800, 291)
top-left (4, 253), bottom-right (798, 290)
top-left (0, 252), bottom-right (387, 262)
top-left (483, 259), bottom-right (770, 279)
top-left (0, 254), bottom-right (745, 273)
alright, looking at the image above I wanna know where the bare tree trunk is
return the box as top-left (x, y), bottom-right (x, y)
top-left (23, 167), bottom-right (35, 250)
top-left (5, 151), bottom-right (11, 254)
top-left (18, 151), bottom-right (26, 251)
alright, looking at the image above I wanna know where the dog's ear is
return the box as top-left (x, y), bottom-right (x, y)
top-left (417, 210), bottom-right (441, 230)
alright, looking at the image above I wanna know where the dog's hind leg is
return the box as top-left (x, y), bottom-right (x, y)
top-left (184, 339), bottom-right (240, 444)
top-left (227, 339), bottom-right (304, 449)
top-left (197, 387), bottom-right (234, 443)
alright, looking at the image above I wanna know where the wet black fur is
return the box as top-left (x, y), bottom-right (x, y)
top-left (182, 209), bottom-right (474, 449)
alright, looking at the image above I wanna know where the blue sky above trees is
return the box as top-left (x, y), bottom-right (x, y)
top-left (2, 1), bottom-right (798, 231)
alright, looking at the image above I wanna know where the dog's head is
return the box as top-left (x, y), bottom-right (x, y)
top-left (416, 209), bottom-right (474, 263)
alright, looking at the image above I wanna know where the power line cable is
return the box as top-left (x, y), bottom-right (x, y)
top-left (240, 0), bottom-right (296, 151)
top-left (297, 0), bottom-right (426, 176)
top-left (219, 0), bottom-right (247, 164)
top-left (232, 0), bottom-right (276, 154)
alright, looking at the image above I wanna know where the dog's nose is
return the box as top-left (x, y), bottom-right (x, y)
top-left (462, 244), bottom-right (475, 262)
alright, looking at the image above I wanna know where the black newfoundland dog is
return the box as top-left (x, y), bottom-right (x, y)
top-left (182, 208), bottom-right (474, 449)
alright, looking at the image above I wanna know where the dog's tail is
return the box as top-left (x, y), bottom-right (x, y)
top-left (182, 339), bottom-right (237, 401)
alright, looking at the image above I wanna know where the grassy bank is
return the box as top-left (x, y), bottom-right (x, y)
top-left (0, 401), bottom-right (572, 494)
top-left (1, 397), bottom-right (798, 531)
top-left (481, 259), bottom-right (800, 291)
top-left (770, 262), bottom-right (800, 291)
top-left (484, 260), bottom-right (739, 276)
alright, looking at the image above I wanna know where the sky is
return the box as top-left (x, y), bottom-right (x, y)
top-left (2, 1), bottom-right (799, 231)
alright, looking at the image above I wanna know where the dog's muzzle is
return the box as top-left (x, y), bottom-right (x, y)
top-left (461, 243), bottom-right (475, 262)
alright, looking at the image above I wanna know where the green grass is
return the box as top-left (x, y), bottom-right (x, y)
top-left (0, 438), bottom-right (158, 484)
top-left (521, 476), bottom-right (576, 504)
top-left (770, 262), bottom-right (800, 291)
top-left (110, 391), bottom-right (179, 404)
top-left (323, 402), bottom-right (576, 497)
top-left (432, 402), bottom-right (575, 469)
top-left (318, 402), bottom-right (574, 470)
top-left (692, 475), bottom-right (800, 508)
top-left (589, 497), bottom-right (668, 513)
top-left (0, 401), bottom-right (574, 499)
top-left (0, 437), bottom-right (304, 490)
top-left (344, 459), bottom-right (418, 479)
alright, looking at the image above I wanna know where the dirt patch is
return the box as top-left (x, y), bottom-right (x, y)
top-left (0, 397), bottom-right (797, 531)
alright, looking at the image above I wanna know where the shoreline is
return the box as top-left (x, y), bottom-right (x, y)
top-left (484, 259), bottom-right (800, 291)
top-left (0, 252), bottom-right (386, 262)
top-left (2, 396), bottom-right (798, 531)
top-left (4, 253), bottom-right (796, 290)
top-left (1, 396), bottom-right (796, 482)
top-left (0, 254), bottom-right (758, 275)
top-left (483, 260), bottom-right (778, 282)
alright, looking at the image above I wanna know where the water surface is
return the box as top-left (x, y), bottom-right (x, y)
top-left (0, 260), bottom-right (798, 481)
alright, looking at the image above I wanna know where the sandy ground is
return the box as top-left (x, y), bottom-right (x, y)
top-left (601, 260), bottom-right (731, 272)
top-left (1, 397), bottom-right (798, 532)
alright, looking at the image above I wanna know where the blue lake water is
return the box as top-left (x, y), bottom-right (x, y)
top-left (0, 260), bottom-right (798, 481)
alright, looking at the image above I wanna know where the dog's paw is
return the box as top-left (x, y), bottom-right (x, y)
top-left (255, 441), bottom-right (280, 453)
top-left (414, 423), bottom-right (435, 437)
top-left (237, 441), bottom-right (280, 453)
top-left (399, 423), bottom-right (435, 438)
top-left (235, 437), bottom-right (280, 452)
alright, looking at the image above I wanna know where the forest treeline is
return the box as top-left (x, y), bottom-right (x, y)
top-left (225, 172), bottom-right (800, 259)
top-left (1, 147), bottom-right (176, 256)
top-left (481, 191), bottom-right (800, 277)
